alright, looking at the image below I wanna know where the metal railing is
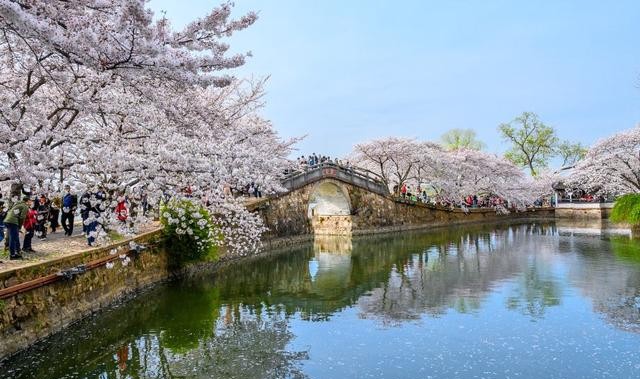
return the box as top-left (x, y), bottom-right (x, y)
top-left (281, 162), bottom-right (389, 196)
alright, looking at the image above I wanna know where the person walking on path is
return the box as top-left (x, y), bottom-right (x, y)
top-left (3, 196), bottom-right (31, 260)
top-left (80, 190), bottom-right (91, 234)
top-left (61, 185), bottom-right (78, 236)
top-left (22, 206), bottom-right (37, 253)
top-left (86, 189), bottom-right (106, 246)
top-left (35, 194), bottom-right (50, 240)
top-left (49, 197), bottom-right (61, 233)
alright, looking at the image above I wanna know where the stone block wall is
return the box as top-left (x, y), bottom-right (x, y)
top-left (254, 179), bottom-right (555, 238)
top-left (248, 193), bottom-right (312, 239)
top-left (312, 215), bottom-right (354, 235)
top-left (0, 230), bottom-right (168, 359)
top-left (555, 203), bottom-right (613, 219)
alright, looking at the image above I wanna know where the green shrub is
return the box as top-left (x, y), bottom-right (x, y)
top-left (610, 194), bottom-right (640, 225)
top-left (160, 199), bottom-right (220, 265)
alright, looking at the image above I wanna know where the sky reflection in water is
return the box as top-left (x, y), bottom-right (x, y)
top-left (2, 221), bottom-right (640, 378)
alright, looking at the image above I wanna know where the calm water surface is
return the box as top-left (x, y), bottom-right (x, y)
top-left (2, 221), bottom-right (640, 378)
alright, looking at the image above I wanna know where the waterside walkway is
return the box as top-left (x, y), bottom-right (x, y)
top-left (0, 223), bottom-right (160, 275)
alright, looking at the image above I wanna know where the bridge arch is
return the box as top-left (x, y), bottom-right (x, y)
top-left (307, 180), bottom-right (351, 218)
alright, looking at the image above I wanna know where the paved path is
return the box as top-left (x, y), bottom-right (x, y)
top-left (0, 222), bottom-right (159, 274)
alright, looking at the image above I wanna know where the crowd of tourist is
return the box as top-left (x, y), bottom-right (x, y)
top-left (394, 183), bottom-right (551, 211)
top-left (0, 185), bottom-right (150, 260)
top-left (295, 154), bottom-right (352, 170)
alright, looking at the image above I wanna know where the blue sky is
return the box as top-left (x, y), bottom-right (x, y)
top-left (149, 1), bottom-right (640, 163)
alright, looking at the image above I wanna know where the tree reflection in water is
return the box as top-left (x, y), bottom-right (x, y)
top-left (568, 235), bottom-right (640, 333)
top-left (354, 223), bottom-right (564, 324)
top-left (505, 263), bottom-right (561, 320)
top-left (162, 317), bottom-right (308, 379)
top-left (0, 282), bottom-right (309, 379)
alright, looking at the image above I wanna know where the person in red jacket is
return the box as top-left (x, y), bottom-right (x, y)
top-left (115, 196), bottom-right (128, 224)
top-left (23, 206), bottom-right (38, 253)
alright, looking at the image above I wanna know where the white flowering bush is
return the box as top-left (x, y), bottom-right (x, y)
top-left (209, 198), bottom-right (267, 257)
top-left (160, 199), bottom-right (220, 264)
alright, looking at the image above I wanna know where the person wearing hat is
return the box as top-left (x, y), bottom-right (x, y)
top-left (61, 184), bottom-right (77, 236)
top-left (3, 195), bottom-right (31, 259)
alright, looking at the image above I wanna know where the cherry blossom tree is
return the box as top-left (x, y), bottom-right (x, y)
top-left (349, 137), bottom-right (421, 193)
top-left (0, 1), bottom-right (295, 254)
top-left (410, 141), bottom-right (450, 192)
top-left (348, 137), bottom-right (549, 208)
top-left (0, 0), bottom-right (258, 182)
top-left (568, 126), bottom-right (640, 196)
top-left (446, 149), bottom-right (526, 201)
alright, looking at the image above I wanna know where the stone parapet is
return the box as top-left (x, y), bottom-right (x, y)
top-left (555, 202), bottom-right (613, 219)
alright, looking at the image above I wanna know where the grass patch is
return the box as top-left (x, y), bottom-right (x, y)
top-left (107, 230), bottom-right (125, 241)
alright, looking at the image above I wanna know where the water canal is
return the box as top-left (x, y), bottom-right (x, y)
top-left (1, 221), bottom-right (640, 378)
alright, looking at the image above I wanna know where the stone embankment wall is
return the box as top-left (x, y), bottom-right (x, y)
top-left (251, 179), bottom-right (555, 239)
top-left (0, 230), bottom-right (166, 359)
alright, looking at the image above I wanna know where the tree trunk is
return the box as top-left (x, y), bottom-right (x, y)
top-left (528, 161), bottom-right (536, 176)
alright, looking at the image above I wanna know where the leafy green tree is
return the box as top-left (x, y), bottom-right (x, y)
top-left (440, 128), bottom-right (486, 151)
top-left (498, 112), bottom-right (558, 176)
top-left (610, 194), bottom-right (640, 227)
top-left (557, 140), bottom-right (588, 167)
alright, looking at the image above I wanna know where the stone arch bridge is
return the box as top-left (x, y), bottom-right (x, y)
top-left (247, 162), bottom-right (554, 241)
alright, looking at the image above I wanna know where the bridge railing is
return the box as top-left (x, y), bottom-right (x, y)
top-left (281, 162), bottom-right (389, 196)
